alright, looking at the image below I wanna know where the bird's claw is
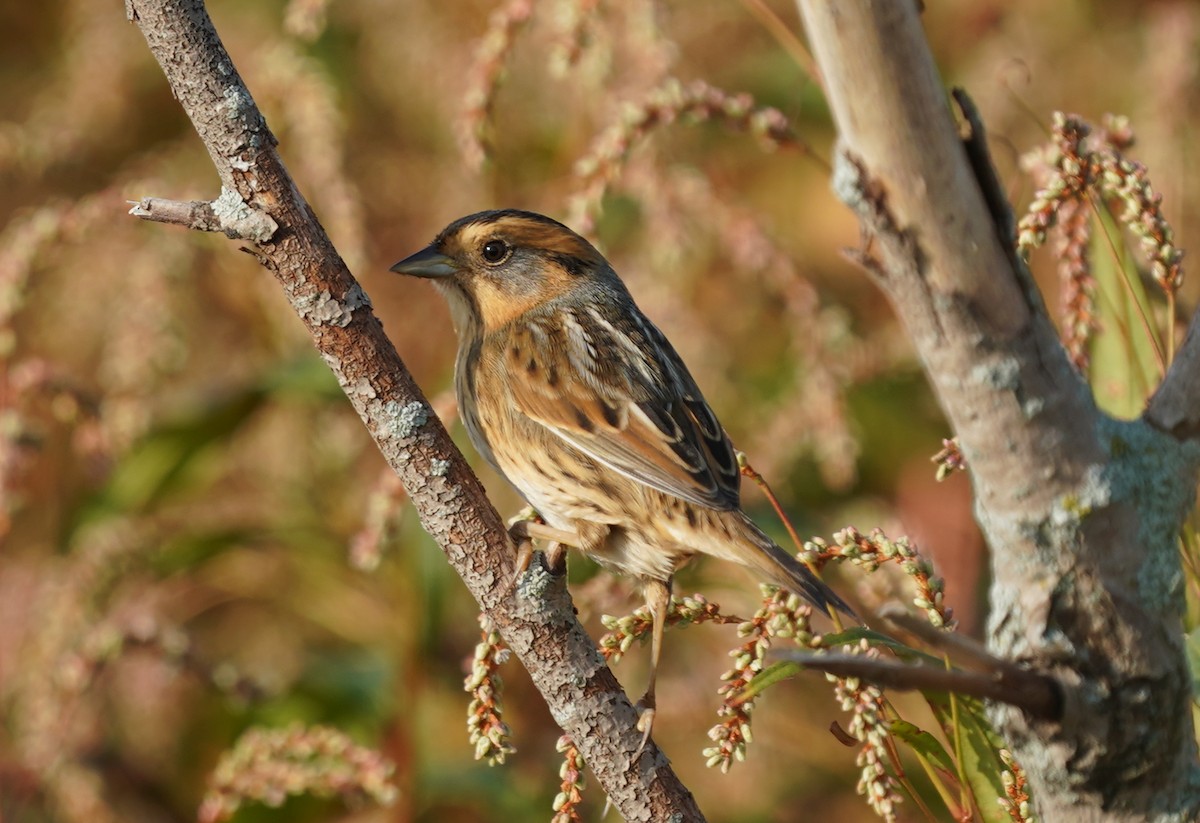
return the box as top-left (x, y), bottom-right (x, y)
top-left (508, 522), bottom-right (536, 583)
top-left (631, 701), bottom-right (656, 762)
top-left (509, 519), bottom-right (574, 583)
top-left (544, 541), bottom-right (567, 574)
top-left (515, 540), bottom-right (534, 575)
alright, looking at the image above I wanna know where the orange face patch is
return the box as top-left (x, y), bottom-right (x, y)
top-left (469, 278), bottom-right (547, 331)
top-left (447, 215), bottom-right (606, 332)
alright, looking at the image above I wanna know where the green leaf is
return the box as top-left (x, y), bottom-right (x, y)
top-left (1090, 202), bottom-right (1162, 418)
top-left (820, 626), bottom-right (944, 665)
top-left (734, 660), bottom-right (803, 703)
top-left (889, 719), bottom-right (956, 774)
top-left (924, 692), bottom-right (1011, 823)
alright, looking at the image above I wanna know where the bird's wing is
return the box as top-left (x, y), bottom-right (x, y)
top-left (504, 305), bottom-right (741, 511)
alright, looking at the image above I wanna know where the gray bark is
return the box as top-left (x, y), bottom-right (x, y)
top-left (797, 2), bottom-right (1200, 819)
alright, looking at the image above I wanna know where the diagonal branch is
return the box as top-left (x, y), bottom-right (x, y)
top-left (124, 1), bottom-right (704, 819)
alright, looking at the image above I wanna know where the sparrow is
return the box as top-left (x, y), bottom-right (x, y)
top-left (391, 209), bottom-right (853, 749)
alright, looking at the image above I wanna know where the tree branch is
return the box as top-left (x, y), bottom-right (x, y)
top-left (797, 2), bottom-right (1200, 819)
top-left (1146, 310), bottom-right (1200, 440)
top-left (128, 192), bottom-right (279, 242)
top-left (124, 1), bottom-right (703, 819)
top-left (782, 652), bottom-right (1060, 720)
top-left (878, 605), bottom-right (1032, 677)
top-left (811, 605), bottom-right (1064, 719)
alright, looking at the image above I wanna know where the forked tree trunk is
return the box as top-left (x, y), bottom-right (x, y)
top-left (797, 2), bottom-right (1200, 820)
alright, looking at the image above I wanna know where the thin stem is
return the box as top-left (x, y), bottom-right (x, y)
top-left (740, 0), bottom-right (820, 86)
top-left (910, 746), bottom-right (964, 821)
top-left (1168, 290), bottom-right (1177, 364)
top-left (878, 700), bottom-right (940, 823)
top-left (739, 456), bottom-right (845, 632)
top-left (880, 701), bottom-right (940, 823)
top-left (947, 674), bottom-right (971, 817)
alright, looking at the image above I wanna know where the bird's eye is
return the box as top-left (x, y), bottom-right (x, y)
top-left (481, 239), bottom-right (510, 264)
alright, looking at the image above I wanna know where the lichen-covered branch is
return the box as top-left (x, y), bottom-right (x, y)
top-left (124, 1), bottom-right (703, 819)
top-left (128, 192), bottom-right (279, 242)
top-left (796, 2), bottom-right (1200, 820)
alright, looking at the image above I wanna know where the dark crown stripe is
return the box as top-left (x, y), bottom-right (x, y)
top-left (437, 209), bottom-right (572, 244)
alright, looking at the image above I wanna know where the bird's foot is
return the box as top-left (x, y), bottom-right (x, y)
top-left (631, 698), bottom-right (656, 763)
top-left (544, 541), bottom-right (568, 574)
top-left (512, 532), bottom-right (535, 577)
top-left (508, 519), bottom-right (577, 583)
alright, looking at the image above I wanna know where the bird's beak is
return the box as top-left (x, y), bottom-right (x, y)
top-left (389, 245), bottom-right (458, 279)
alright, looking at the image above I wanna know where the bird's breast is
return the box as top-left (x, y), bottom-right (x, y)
top-left (454, 336), bottom-right (500, 473)
top-left (468, 359), bottom-right (613, 518)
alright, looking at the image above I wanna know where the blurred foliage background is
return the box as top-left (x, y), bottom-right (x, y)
top-left (1, 0), bottom-right (1197, 820)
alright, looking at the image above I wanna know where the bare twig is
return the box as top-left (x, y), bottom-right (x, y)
top-left (125, 1), bottom-right (704, 819)
top-left (877, 605), bottom-right (999, 673)
top-left (781, 652), bottom-right (1060, 720)
top-left (769, 603), bottom-right (1062, 744)
top-left (128, 193), bottom-right (278, 242)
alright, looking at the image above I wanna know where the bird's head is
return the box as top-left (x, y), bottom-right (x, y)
top-left (390, 209), bottom-right (612, 334)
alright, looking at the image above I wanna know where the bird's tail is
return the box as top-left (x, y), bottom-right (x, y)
top-left (736, 512), bottom-right (857, 620)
